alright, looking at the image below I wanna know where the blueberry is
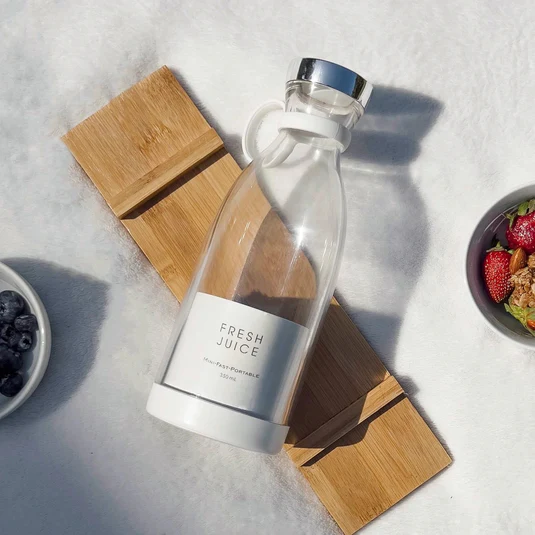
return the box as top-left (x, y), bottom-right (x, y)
top-left (16, 332), bottom-right (32, 352)
top-left (0, 323), bottom-right (15, 342)
top-left (5, 329), bottom-right (21, 349)
top-left (0, 373), bottom-right (23, 397)
top-left (4, 330), bottom-right (31, 352)
top-left (14, 314), bottom-right (38, 331)
top-left (0, 291), bottom-right (25, 323)
top-left (0, 346), bottom-right (22, 377)
top-left (0, 323), bottom-right (29, 353)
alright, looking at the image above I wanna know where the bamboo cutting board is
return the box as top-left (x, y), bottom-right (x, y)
top-left (62, 66), bottom-right (451, 534)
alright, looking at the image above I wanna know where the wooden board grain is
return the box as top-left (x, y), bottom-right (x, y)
top-left (62, 66), bottom-right (451, 534)
top-left (111, 128), bottom-right (224, 218)
top-left (301, 398), bottom-right (452, 534)
top-left (287, 375), bottom-right (404, 467)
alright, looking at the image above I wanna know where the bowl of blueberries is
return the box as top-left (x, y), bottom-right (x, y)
top-left (0, 261), bottom-right (51, 420)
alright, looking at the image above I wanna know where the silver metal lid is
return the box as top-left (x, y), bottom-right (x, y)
top-left (287, 58), bottom-right (373, 110)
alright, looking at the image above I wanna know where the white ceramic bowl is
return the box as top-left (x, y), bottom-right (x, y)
top-left (466, 184), bottom-right (535, 348)
top-left (0, 262), bottom-right (51, 419)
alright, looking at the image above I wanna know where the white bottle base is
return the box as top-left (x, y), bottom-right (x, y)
top-left (146, 383), bottom-right (289, 455)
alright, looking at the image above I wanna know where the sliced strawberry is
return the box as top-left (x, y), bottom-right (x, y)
top-left (483, 243), bottom-right (512, 303)
top-left (505, 199), bottom-right (535, 254)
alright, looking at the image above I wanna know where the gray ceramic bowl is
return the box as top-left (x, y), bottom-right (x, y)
top-left (466, 184), bottom-right (535, 348)
top-left (0, 262), bottom-right (51, 419)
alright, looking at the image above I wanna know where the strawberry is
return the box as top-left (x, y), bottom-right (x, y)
top-left (505, 199), bottom-right (535, 253)
top-left (483, 242), bottom-right (512, 303)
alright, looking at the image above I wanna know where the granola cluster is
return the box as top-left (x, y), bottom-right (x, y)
top-left (510, 254), bottom-right (535, 308)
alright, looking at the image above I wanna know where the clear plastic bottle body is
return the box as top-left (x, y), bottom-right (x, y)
top-left (157, 129), bottom-right (346, 425)
top-left (150, 79), bottom-right (366, 451)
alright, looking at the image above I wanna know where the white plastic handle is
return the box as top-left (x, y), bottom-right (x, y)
top-left (278, 113), bottom-right (351, 152)
top-left (242, 99), bottom-right (284, 162)
top-left (242, 100), bottom-right (352, 163)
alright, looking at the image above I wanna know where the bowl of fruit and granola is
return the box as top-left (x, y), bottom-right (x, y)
top-left (0, 262), bottom-right (51, 420)
top-left (467, 185), bottom-right (535, 347)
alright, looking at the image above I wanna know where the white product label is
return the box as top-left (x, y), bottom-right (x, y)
top-left (163, 292), bottom-right (309, 421)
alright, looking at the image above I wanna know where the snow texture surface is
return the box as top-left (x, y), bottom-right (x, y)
top-left (1, 1), bottom-right (534, 533)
